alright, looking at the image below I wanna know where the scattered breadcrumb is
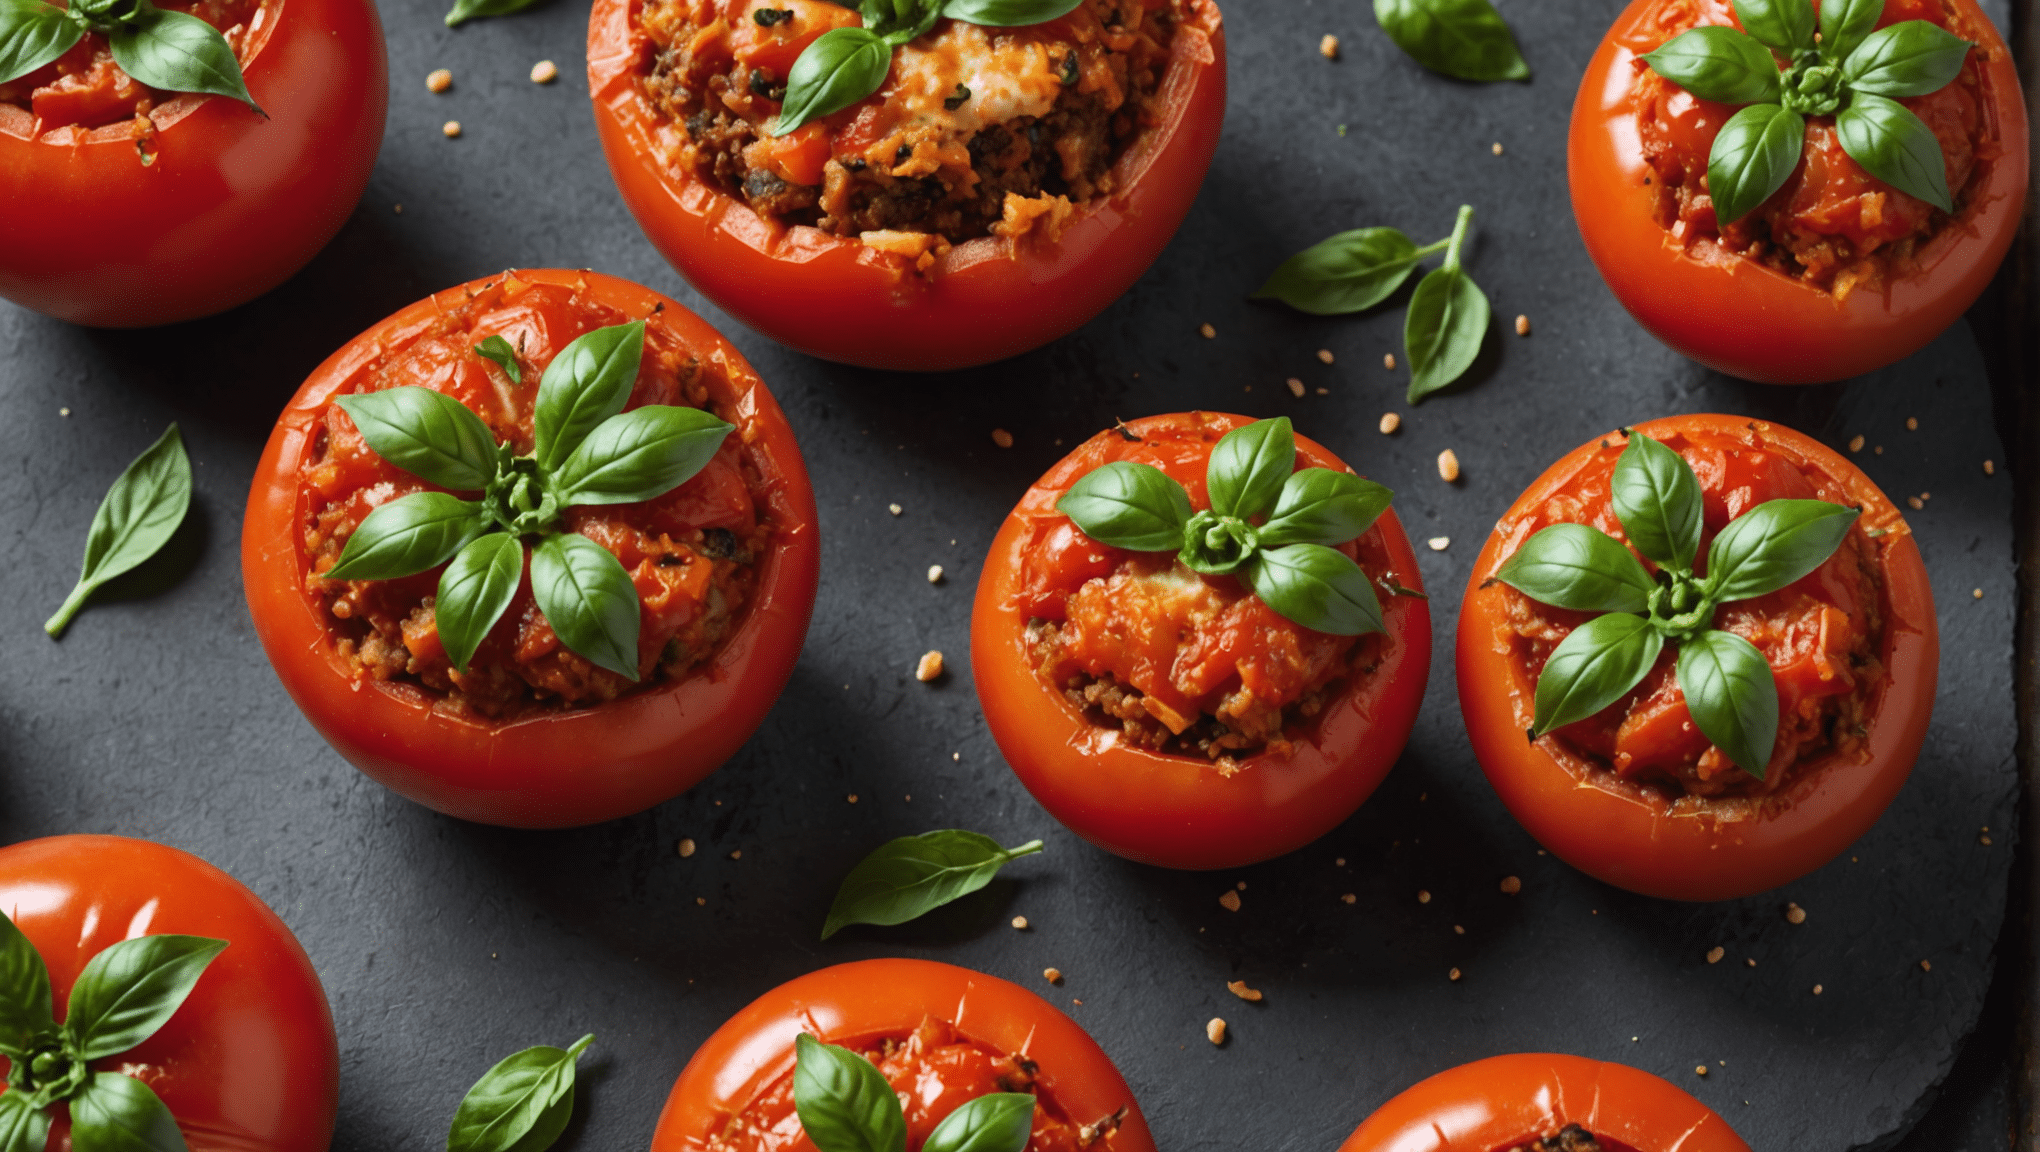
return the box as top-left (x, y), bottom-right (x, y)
top-left (1379, 412), bottom-right (1402, 435)
top-left (677, 838), bottom-right (696, 858)
top-left (1786, 902), bottom-right (1806, 924)
top-left (1491, 142), bottom-right (1504, 155)
top-left (58, 408), bottom-right (70, 417)
top-left (951, 752), bottom-right (960, 761)
top-left (1453, 924), bottom-right (1465, 935)
top-left (992, 428), bottom-right (1014, 448)
top-left (530, 59), bottom-right (558, 84)
top-left (695, 897), bottom-right (707, 906)
top-left (1500, 875), bottom-right (1522, 894)
top-left (1514, 314), bottom-right (1530, 336)
top-left (426, 68), bottom-right (452, 93)
top-left (1286, 378), bottom-right (1305, 398)
top-left (1218, 890), bottom-right (1241, 912)
top-left (1974, 588), bottom-right (1984, 599)
top-left (1315, 387), bottom-right (1329, 395)
top-left (1707, 946), bottom-right (1724, 964)
top-left (847, 793), bottom-right (859, 803)
top-left (1383, 353), bottom-right (1397, 370)
top-left (1227, 980), bottom-right (1263, 1002)
top-left (1319, 33), bottom-right (1339, 58)
top-left (393, 203), bottom-right (403, 214)
top-left (1874, 445), bottom-right (1884, 454)
top-left (1920, 960), bottom-right (1932, 971)
top-left (1417, 889), bottom-right (1432, 904)
top-left (729, 849), bottom-right (742, 860)
top-left (889, 503), bottom-right (903, 516)
top-left (1696, 1065), bottom-right (1709, 1076)
top-left (1848, 435), bottom-right (1865, 452)
top-left (1012, 916), bottom-right (1029, 930)
top-left (1984, 459), bottom-right (1995, 475)
top-left (927, 565), bottom-right (944, 584)
top-left (916, 650), bottom-right (944, 681)
top-left (1427, 536), bottom-right (1449, 552)
top-left (1448, 967), bottom-right (1462, 981)
top-left (1906, 416), bottom-right (1918, 430)
top-left (1340, 893), bottom-right (1356, 904)
top-left (442, 120), bottom-right (462, 138)
top-left (1812, 984), bottom-right (1824, 995)
top-left (1206, 1018), bottom-right (1227, 1044)
top-left (1335, 857), bottom-right (1346, 867)
top-left (1044, 967), bottom-right (1062, 983)
top-left (1981, 831), bottom-right (1993, 845)
top-left (1437, 449), bottom-right (1461, 482)
top-left (1199, 323), bottom-right (1216, 339)
top-left (1907, 496), bottom-right (1923, 510)
top-left (1317, 349), bottom-right (1335, 364)
top-left (1747, 958), bottom-right (1757, 967)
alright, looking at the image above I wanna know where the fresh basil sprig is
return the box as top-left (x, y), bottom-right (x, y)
top-left (322, 319), bottom-right (735, 682)
top-left (1493, 431), bottom-right (1859, 778)
top-left (1055, 418), bottom-right (1393, 636)
top-left (0, 908), bottom-right (226, 1152)
top-left (1373, 0), bottom-right (1530, 82)
top-left (1639, 0), bottom-right (1973, 220)
top-left (447, 1035), bottom-right (593, 1152)
top-left (474, 336), bottom-right (524, 384)
top-left (1404, 205), bottom-right (1488, 404)
top-left (823, 830), bottom-right (1044, 939)
top-left (444, 0), bottom-right (546, 27)
top-left (794, 1034), bottom-right (1036, 1152)
top-left (0, 0), bottom-right (257, 108)
top-left (46, 423), bottom-right (192, 639)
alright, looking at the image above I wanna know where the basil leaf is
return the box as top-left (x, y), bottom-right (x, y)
top-left (0, 1092), bottom-right (51, 1152)
top-left (1372, 0), bottom-right (1529, 81)
top-left (336, 387), bottom-right (500, 492)
top-left (0, 0), bottom-right (82, 86)
top-left (1641, 27), bottom-right (1782, 104)
top-left (436, 533), bottom-right (524, 674)
top-left (1056, 461), bottom-right (1193, 552)
top-left (1842, 20), bottom-right (1971, 97)
top-left (1259, 469), bottom-right (1392, 548)
top-left (69, 1071), bottom-right (186, 1152)
top-left (1707, 102), bottom-right (1804, 224)
top-left (1495, 524), bottom-right (1655, 614)
top-left (530, 532), bottom-right (641, 680)
top-left (939, 0), bottom-right (1081, 26)
top-left (66, 935), bottom-right (226, 1062)
top-left (447, 1035), bottom-right (593, 1152)
top-left (1675, 628), bottom-right (1778, 778)
top-left (445, 0), bottom-right (545, 27)
top-left (551, 406), bottom-right (732, 507)
top-left (45, 423), bottom-right (192, 639)
top-left (1839, 91), bottom-right (1955, 209)
top-left (1250, 228), bottom-right (1432, 315)
top-left (794, 1034), bottom-right (907, 1152)
top-left (0, 913), bottom-right (50, 1058)
top-left (1404, 264), bottom-right (1488, 403)
top-left (1530, 612), bottom-right (1662, 736)
top-left (1731, 0), bottom-right (1813, 55)
top-left (532, 321), bottom-right (645, 472)
top-left (107, 2), bottom-right (257, 109)
top-left (1610, 432), bottom-right (1703, 570)
top-left (1207, 418), bottom-right (1294, 523)
top-left (822, 831), bottom-right (1043, 939)
top-left (323, 493), bottom-right (487, 582)
top-left (1704, 498), bottom-right (1858, 601)
top-left (1818, 0), bottom-right (1880, 63)
top-left (474, 335), bottom-right (524, 385)
top-left (867, 0), bottom-right (939, 42)
top-left (776, 26), bottom-right (890, 135)
top-left (1247, 544), bottom-right (1386, 636)
top-left (921, 1094), bottom-right (1037, 1152)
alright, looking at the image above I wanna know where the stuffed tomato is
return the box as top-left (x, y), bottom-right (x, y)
top-left (971, 413), bottom-right (1431, 870)
top-left (587, 0), bottom-right (1225, 370)
top-left (1457, 414), bottom-right (1935, 900)
top-left (243, 269), bottom-right (820, 828)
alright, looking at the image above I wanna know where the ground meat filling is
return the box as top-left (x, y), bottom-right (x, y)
top-left (0, 0), bottom-right (263, 131)
top-left (1499, 1126), bottom-right (1605, 1152)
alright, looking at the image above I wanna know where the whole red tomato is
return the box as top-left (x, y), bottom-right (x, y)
top-left (243, 269), bottom-right (820, 828)
top-left (1338, 1054), bottom-right (1750, 1152)
top-left (972, 413), bottom-right (1431, 871)
top-left (0, 835), bottom-right (339, 1150)
top-left (1567, 0), bottom-right (2026, 383)
top-left (651, 959), bottom-right (1155, 1152)
top-left (1457, 414), bottom-right (1935, 901)
top-left (0, 0), bottom-right (387, 328)
top-left (586, 0), bottom-right (1226, 371)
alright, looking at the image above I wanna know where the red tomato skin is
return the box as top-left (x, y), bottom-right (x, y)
top-left (0, 836), bottom-right (339, 1151)
top-left (0, 0), bottom-right (387, 328)
top-left (1337, 1053), bottom-right (1750, 1152)
top-left (585, 0), bottom-right (1226, 371)
top-left (971, 413), bottom-right (1432, 871)
top-left (650, 959), bottom-right (1156, 1152)
top-left (1566, 0), bottom-right (2026, 384)
top-left (1456, 414), bottom-right (1936, 902)
top-left (241, 270), bottom-right (821, 829)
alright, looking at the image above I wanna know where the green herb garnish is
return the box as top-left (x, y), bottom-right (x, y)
top-left (823, 830), bottom-right (1044, 939)
top-left (1373, 0), bottom-right (1530, 82)
top-left (794, 1033), bottom-right (1035, 1152)
top-left (0, 0), bottom-right (257, 108)
top-left (46, 423), bottom-right (192, 639)
top-left (447, 1035), bottom-right (593, 1152)
top-left (444, 0), bottom-right (545, 27)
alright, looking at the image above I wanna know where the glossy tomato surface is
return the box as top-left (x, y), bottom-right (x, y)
top-left (586, 0), bottom-right (1226, 371)
top-left (972, 413), bottom-right (1431, 871)
top-left (0, 835), bottom-right (338, 1151)
top-left (651, 959), bottom-right (1155, 1152)
top-left (243, 269), bottom-right (820, 828)
top-left (1566, 0), bottom-right (2026, 383)
top-left (1457, 414), bottom-right (1936, 901)
top-left (1338, 1054), bottom-right (1750, 1152)
top-left (0, 0), bottom-right (387, 327)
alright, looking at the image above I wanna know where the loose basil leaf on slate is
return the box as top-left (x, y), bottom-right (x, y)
top-left (1259, 469), bottom-right (1392, 548)
top-left (436, 533), bottom-right (524, 674)
top-left (1610, 432), bottom-right (1703, 570)
top-left (474, 335), bottom-right (524, 385)
top-left (1819, 0), bottom-right (1881, 63)
top-left (822, 831), bottom-right (1044, 939)
top-left (446, 0), bottom-right (546, 27)
top-left (1707, 102), bottom-right (1805, 224)
top-left (1056, 462), bottom-right (1193, 552)
top-left (921, 1093), bottom-right (1037, 1152)
top-left (69, 1070), bottom-right (187, 1152)
top-left (1704, 498), bottom-right (1858, 601)
top-left (1247, 544), bottom-right (1385, 636)
top-left (794, 1034), bottom-right (906, 1152)
top-left (533, 320), bottom-right (646, 472)
top-left (1842, 20), bottom-right (1971, 97)
top-left (1404, 264), bottom-right (1487, 404)
top-left (324, 492), bottom-right (487, 582)
top-left (67, 935), bottom-right (226, 1062)
top-left (1207, 418), bottom-right (1294, 523)
top-left (1641, 27), bottom-right (1782, 105)
top-left (531, 532), bottom-right (641, 680)
top-left (447, 1034), bottom-right (594, 1152)
top-left (1372, 0), bottom-right (1530, 82)
top-left (1836, 92), bottom-right (1954, 210)
top-left (776, 26), bottom-right (891, 134)
top-left (0, 0), bottom-right (82, 86)
top-left (1731, 0), bottom-right (1813, 55)
top-left (337, 388), bottom-right (500, 492)
top-left (1250, 228), bottom-right (1434, 315)
top-left (108, 2), bottom-right (258, 109)
top-left (46, 423), bottom-right (192, 639)
top-left (0, 913), bottom-right (51, 1057)
top-left (939, 0), bottom-right (1083, 26)
top-left (1677, 628), bottom-right (1779, 777)
top-left (1530, 612), bottom-right (1663, 736)
top-left (551, 406), bottom-right (733, 506)
top-left (1495, 524), bottom-right (1655, 614)
top-left (0, 1092), bottom-right (51, 1152)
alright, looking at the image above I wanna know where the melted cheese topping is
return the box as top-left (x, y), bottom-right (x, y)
top-left (882, 21), bottom-right (1065, 140)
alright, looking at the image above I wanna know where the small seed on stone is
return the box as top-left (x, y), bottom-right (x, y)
top-left (1500, 875), bottom-right (1522, 894)
top-left (1012, 916), bottom-right (1029, 930)
top-left (916, 650), bottom-right (944, 681)
top-left (992, 428), bottom-right (1014, 448)
top-left (1383, 353), bottom-right (1397, 370)
top-left (1227, 980), bottom-right (1263, 1002)
top-left (1514, 314), bottom-right (1530, 336)
top-left (677, 838), bottom-right (696, 857)
top-left (530, 59), bottom-right (559, 84)
top-left (1320, 33), bottom-right (1339, 58)
top-left (1848, 435), bottom-right (1865, 452)
top-left (426, 68), bottom-right (452, 92)
top-left (1379, 412), bottom-right (1402, 435)
top-left (1437, 449), bottom-right (1461, 482)
top-left (1317, 349), bottom-right (1335, 364)
top-left (1206, 1018), bottom-right (1227, 1044)
top-left (1199, 323), bottom-right (1216, 339)
top-left (1427, 536), bottom-right (1449, 552)
top-left (1785, 902), bottom-right (1807, 924)
top-left (1218, 890), bottom-right (1241, 912)
top-left (927, 565), bottom-right (944, 584)
top-left (1707, 946), bottom-right (1724, 964)
top-left (442, 120), bottom-right (462, 138)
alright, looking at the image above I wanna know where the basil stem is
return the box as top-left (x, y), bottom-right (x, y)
top-left (1731, 0), bottom-right (1814, 56)
top-left (1706, 102), bottom-right (1805, 225)
top-left (1641, 26), bottom-right (1781, 105)
top-left (436, 533), bottom-right (525, 674)
top-left (529, 532), bottom-right (642, 680)
top-left (1609, 432), bottom-right (1704, 570)
top-left (447, 1035), bottom-right (594, 1152)
top-left (774, 26), bottom-right (892, 135)
top-left (1372, 0), bottom-right (1530, 82)
top-left (66, 934), bottom-right (227, 1060)
top-left (1206, 417), bottom-right (1294, 523)
top-left (1495, 523), bottom-right (1655, 614)
top-left (822, 831), bottom-right (1043, 939)
top-left (1835, 91), bottom-right (1954, 210)
top-left (0, 0), bottom-right (83, 86)
top-left (1676, 629), bottom-right (1779, 778)
top-left (795, 1034), bottom-right (907, 1152)
top-left (1246, 543), bottom-right (1386, 636)
top-left (46, 423), bottom-right (192, 639)
top-left (1529, 611), bottom-right (1663, 737)
top-left (922, 1093), bottom-right (1038, 1152)
top-left (1056, 461), bottom-right (1193, 552)
top-left (1251, 228), bottom-right (1446, 315)
top-left (1404, 204), bottom-right (1489, 404)
top-left (106, 1), bottom-right (259, 109)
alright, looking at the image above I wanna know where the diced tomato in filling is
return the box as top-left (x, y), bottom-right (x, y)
top-left (706, 1017), bottom-right (1106, 1152)
top-left (0, 0), bottom-right (262, 129)
top-left (297, 274), bottom-right (774, 719)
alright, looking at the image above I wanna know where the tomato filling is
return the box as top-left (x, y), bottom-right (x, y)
top-left (0, 0), bottom-right (264, 133)
top-left (1626, 0), bottom-right (1998, 297)
top-left (707, 1016), bottom-right (1115, 1152)
top-left (630, 0), bottom-right (1193, 257)
top-left (297, 274), bottom-right (774, 719)
top-left (1492, 1128), bottom-right (1637, 1152)
top-left (1489, 428), bottom-right (1886, 800)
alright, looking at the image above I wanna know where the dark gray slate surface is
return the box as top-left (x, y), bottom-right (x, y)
top-left (0, 0), bottom-right (2022, 1148)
